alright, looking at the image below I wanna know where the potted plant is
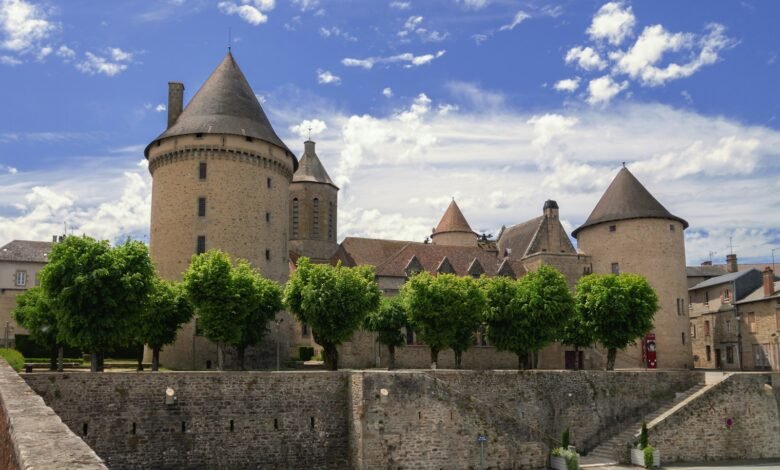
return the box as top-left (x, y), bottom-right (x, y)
top-left (630, 422), bottom-right (660, 468)
top-left (550, 428), bottom-right (579, 470)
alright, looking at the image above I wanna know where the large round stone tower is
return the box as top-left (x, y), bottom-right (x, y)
top-left (572, 167), bottom-right (693, 369)
top-left (288, 140), bottom-right (339, 262)
top-left (144, 52), bottom-right (297, 369)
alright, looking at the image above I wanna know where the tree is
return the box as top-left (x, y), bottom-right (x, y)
top-left (231, 261), bottom-right (283, 370)
top-left (12, 287), bottom-right (63, 371)
top-left (575, 273), bottom-right (658, 370)
top-left (560, 306), bottom-right (594, 371)
top-left (284, 257), bottom-right (381, 371)
top-left (137, 277), bottom-right (194, 371)
top-left (402, 272), bottom-right (485, 369)
top-left (364, 296), bottom-right (407, 370)
top-left (40, 236), bottom-right (154, 372)
top-left (482, 275), bottom-right (534, 369)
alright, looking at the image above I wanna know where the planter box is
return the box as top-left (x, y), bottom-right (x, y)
top-left (550, 453), bottom-right (579, 470)
top-left (630, 448), bottom-right (660, 468)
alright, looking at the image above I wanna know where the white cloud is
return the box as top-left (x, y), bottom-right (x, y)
top-left (528, 113), bottom-right (579, 151)
top-left (499, 10), bottom-right (530, 31)
top-left (341, 50), bottom-right (445, 69)
top-left (398, 15), bottom-right (448, 43)
top-left (75, 49), bottom-right (133, 77)
top-left (292, 0), bottom-right (318, 11)
top-left (319, 26), bottom-right (357, 41)
top-left (445, 81), bottom-right (505, 110)
top-left (389, 1), bottom-right (411, 10)
top-left (586, 75), bottom-right (628, 105)
top-left (565, 46), bottom-right (607, 71)
top-left (290, 119), bottom-right (327, 139)
top-left (217, 0), bottom-right (275, 25)
top-left (55, 44), bottom-right (74, 60)
top-left (382, 87), bottom-right (393, 98)
top-left (587, 1), bottom-right (635, 46)
top-left (0, 0), bottom-right (56, 52)
top-left (553, 77), bottom-right (581, 92)
top-left (317, 69), bottom-right (341, 85)
top-left (457, 0), bottom-right (489, 10)
top-left (0, 53), bottom-right (20, 65)
top-left (155, 104), bottom-right (166, 112)
top-left (0, 164), bottom-right (17, 174)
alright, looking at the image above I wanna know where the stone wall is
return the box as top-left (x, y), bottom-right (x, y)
top-left (24, 371), bottom-right (351, 470)
top-left (649, 373), bottom-right (780, 463)
top-left (0, 359), bottom-right (106, 469)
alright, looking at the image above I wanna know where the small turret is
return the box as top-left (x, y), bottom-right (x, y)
top-left (431, 200), bottom-right (478, 247)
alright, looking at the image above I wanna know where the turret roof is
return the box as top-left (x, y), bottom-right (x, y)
top-left (293, 141), bottom-right (337, 188)
top-left (572, 167), bottom-right (688, 238)
top-left (433, 200), bottom-right (476, 235)
top-left (145, 52), bottom-right (294, 166)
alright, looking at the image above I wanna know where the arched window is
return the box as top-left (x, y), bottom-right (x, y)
top-left (313, 198), bottom-right (320, 238)
top-left (328, 201), bottom-right (334, 240)
top-left (292, 198), bottom-right (299, 237)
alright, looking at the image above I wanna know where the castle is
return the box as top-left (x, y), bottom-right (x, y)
top-left (145, 52), bottom-right (693, 370)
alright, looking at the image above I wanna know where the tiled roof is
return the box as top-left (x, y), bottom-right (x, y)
top-left (374, 243), bottom-right (522, 278)
top-left (572, 167), bottom-right (688, 237)
top-left (335, 237), bottom-right (415, 268)
top-left (433, 200), bottom-right (475, 235)
top-left (0, 240), bottom-right (52, 263)
top-left (146, 52), bottom-right (294, 164)
top-left (293, 141), bottom-right (336, 188)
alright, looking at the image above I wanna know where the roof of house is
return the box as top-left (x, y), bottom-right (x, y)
top-left (292, 140), bottom-right (336, 188)
top-left (572, 167), bottom-right (688, 237)
top-left (145, 52), bottom-right (295, 165)
top-left (335, 237), bottom-right (416, 268)
top-left (0, 240), bottom-right (52, 263)
top-left (735, 280), bottom-right (780, 304)
top-left (496, 216), bottom-right (543, 258)
top-left (688, 269), bottom-right (760, 291)
top-left (686, 265), bottom-right (729, 277)
top-left (374, 243), bottom-right (523, 278)
top-left (433, 200), bottom-right (476, 235)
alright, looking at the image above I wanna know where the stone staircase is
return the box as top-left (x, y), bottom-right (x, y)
top-left (579, 381), bottom-right (713, 467)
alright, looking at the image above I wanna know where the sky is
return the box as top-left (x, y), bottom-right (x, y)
top-left (0, 0), bottom-right (779, 265)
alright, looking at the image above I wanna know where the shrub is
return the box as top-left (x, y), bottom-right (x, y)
top-left (561, 427), bottom-right (570, 449)
top-left (643, 445), bottom-right (655, 468)
top-left (0, 348), bottom-right (24, 372)
top-left (639, 421), bottom-right (648, 449)
top-left (551, 447), bottom-right (578, 470)
top-left (298, 346), bottom-right (315, 361)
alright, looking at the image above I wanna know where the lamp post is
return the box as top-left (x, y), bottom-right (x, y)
top-left (274, 317), bottom-right (284, 371)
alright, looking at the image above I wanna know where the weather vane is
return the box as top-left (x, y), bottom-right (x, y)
top-left (228, 28), bottom-right (232, 52)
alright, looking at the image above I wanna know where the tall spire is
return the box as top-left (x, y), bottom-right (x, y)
top-left (572, 167), bottom-right (688, 238)
top-left (292, 140), bottom-right (337, 188)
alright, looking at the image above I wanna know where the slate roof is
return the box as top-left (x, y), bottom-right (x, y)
top-left (736, 280), bottom-right (780, 304)
top-left (0, 240), bottom-right (52, 263)
top-left (496, 216), bottom-right (543, 258)
top-left (145, 52), bottom-right (295, 168)
top-left (433, 200), bottom-right (476, 235)
top-left (688, 269), bottom-right (760, 291)
top-left (572, 167), bottom-right (688, 238)
top-left (686, 265), bottom-right (729, 277)
top-left (293, 141), bottom-right (336, 188)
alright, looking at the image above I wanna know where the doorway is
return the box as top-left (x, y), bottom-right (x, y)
top-left (715, 348), bottom-right (722, 369)
top-left (564, 350), bottom-right (584, 370)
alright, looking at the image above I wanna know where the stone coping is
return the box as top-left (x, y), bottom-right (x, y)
top-left (0, 359), bottom-right (106, 469)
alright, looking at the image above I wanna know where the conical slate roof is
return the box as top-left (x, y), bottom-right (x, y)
top-left (434, 200), bottom-right (476, 234)
top-left (145, 52), bottom-right (294, 164)
top-left (572, 167), bottom-right (688, 238)
top-left (292, 141), bottom-right (337, 188)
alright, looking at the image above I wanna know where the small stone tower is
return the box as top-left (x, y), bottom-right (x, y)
top-left (431, 200), bottom-right (478, 247)
top-left (144, 52), bottom-right (298, 369)
top-left (572, 167), bottom-right (692, 369)
top-left (289, 140), bottom-right (339, 262)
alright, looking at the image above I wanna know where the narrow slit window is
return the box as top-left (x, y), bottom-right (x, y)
top-left (313, 198), bottom-right (320, 238)
top-left (292, 198), bottom-right (299, 237)
top-left (196, 236), bottom-right (206, 255)
top-left (198, 197), bottom-right (206, 217)
top-left (199, 162), bottom-right (207, 180)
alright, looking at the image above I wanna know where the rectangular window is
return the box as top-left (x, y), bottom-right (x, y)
top-left (776, 308), bottom-right (780, 330)
top-left (611, 262), bottom-right (620, 275)
top-left (676, 298), bottom-right (685, 315)
top-left (34, 272), bottom-right (40, 286)
top-left (706, 345), bottom-right (711, 362)
top-left (609, 225), bottom-right (616, 232)
top-left (199, 162), bottom-right (207, 180)
top-left (690, 323), bottom-right (696, 338)
top-left (705, 291), bottom-right (709, 305)
top-left (196, 236), bottom-right (206, 255)
top-left (681, 332), bottom-right (686, 345)
top-left (726, 320), bottom-right (732, 333)
top-left (726, 346), bottom-right (734, 364)
top-left (198, 197), bottom-right (206, 217)
top-left (265, 249), bottom-right (270, 261)
top-left (748, 312), bottom-right (757, 333)
top-left (195, 132), bottom-right (204, 139)
top-left (14, 271), bottom-right (26, 286)
top-left (301, 323), bottom-right (309, 337)
top-left (266, 212), bottom-right (270, 223)
top-left (704, 320), bottom-right (711, 337)
top-left (405, 326), bottom-right (415, 345)
top-left (267, 177), bottom-right (272, 189)
top-left (723, 289), bottom-right (731, 303)
top-left (669, 224), bottom-right (675, 232)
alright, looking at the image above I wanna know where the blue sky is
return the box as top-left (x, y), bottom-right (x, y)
top-left (1, 0), bottom-right (779, 265)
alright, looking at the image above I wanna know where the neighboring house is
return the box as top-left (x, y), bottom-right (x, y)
top-left (686, 253), bottom-right (772, 288)
top-left (0, 240), bottom-right (53, 345)
top-left (688, 268), bottom-right (765, 370)
top-left (734, 267), bottom-right (780, 371)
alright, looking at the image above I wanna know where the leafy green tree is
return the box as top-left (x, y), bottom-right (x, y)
top-left (560, 306), bottom-right (594, 371)
top-left (575, 273), bottom-right (658, 370)
top-left (284, 257), bottom-right (381, 371)
top-left (40, 236), bottom-right (154, 372)
top-left (231, 261), bottom-right (283, 370)
top-left (12, 287), bottom-right (63, 371)
top-left (402, 272), bottom-right (485, 369)
top-left (482, 275), bottom-right (533, 369)
top-left (364, 296), bottom-right (408, 370)
top-left (137, 277), bottom-right (194, 371)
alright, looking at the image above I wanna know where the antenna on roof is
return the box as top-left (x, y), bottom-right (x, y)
top-left (228, 28), bottom-right (232, 52)
top-left (708, 251), bottom-right (717, 262)
top-left (728, 236), bottom-right (735, 255)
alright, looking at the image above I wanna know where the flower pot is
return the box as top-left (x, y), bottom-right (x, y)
top-left (550, 455), bottom-right (568, 470)
top-left (630, 448), bottom-right (660, 468)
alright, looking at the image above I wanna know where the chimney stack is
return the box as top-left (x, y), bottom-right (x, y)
top-left (726, 253), bottom-right (738, 273)
top-left (304, 140), bottom-right (316, 155)
top-left (764, 267), bottom-right (775, 297)
top-left (167, 82), bottom-right (185, 129)
top-left (543, 200), bottom-right (559, 219)
top-left (701, 260), bottom-right (712, 266)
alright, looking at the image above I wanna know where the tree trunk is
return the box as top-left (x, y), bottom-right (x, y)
top-left (49, 343), bottom-right (58, 371)
top-left (57, 345), bottom-right (64, 373)
top-left (90, 352), bottom-right (98, 372)
top-left (237, 345), bottom-right (246, 371)
top-left (388, 344), bottom-right (396, 370)
top-left (517, 352), bottom-right (528, 370)
top-left (573, 345), bottom-right (580, 371)
top-left (322, 343), bottom-right (338, 371)
top-left (152, 347), bottom-right (160, 371)
top-left (606, 347), bottom-right (617, 370)
top-left (98, 351), bottom-right (104, 372)
top-left (136, 344), bottom-right (144, 371)
top-left (217, 343), bottom-right (225, 371)
top-left (454, 350), bottom-right (463, 369)
top-left (430, 347), bottom-right (439, 369)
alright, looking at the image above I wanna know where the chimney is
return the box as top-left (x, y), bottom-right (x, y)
top-left (764, 267), bottom-right (775, 297)
top-left (52, 235), bottom-right (57, 243)
top-left (701, 261), bottom-right (712, 266)
top-left (543, 200), bottom-right (559, 219)
top-left (167, 82), bottom-right (185, 129)
top-left (726, 254), bottom-right (738, 273)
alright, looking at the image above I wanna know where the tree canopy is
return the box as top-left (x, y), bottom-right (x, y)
top-left (137, 277), bottom-right (194, 371)
top-left (575, 273), bottom-right (658, 370)
top-left (284, 257), bottom-right (381, 370)
top-left (12, 286), bottom-right (62, 370)
top-left (364, 296), bottom-right (408, 369)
